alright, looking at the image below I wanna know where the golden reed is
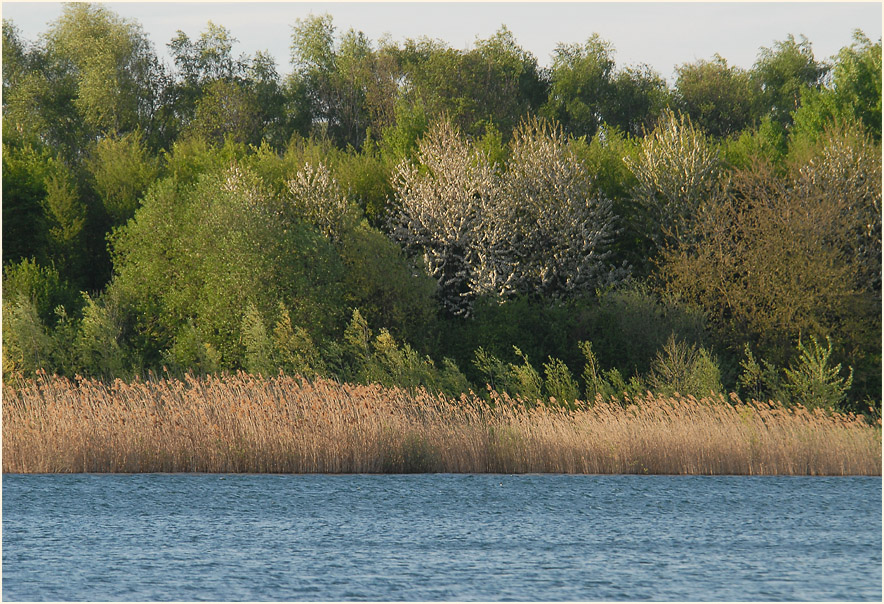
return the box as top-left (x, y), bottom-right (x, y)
top-left (2, 373), bottom-right (880, 475)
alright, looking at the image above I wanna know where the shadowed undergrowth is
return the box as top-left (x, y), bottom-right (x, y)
top-left (2, 373), bottom-right (880, 475)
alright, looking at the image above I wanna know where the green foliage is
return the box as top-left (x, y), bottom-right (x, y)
top-left (1, 142), bottom-right (52, 265)
top-left (831, 31), bottom-right (882, 139)
top-left (675, 54), bottom-right (761, 138)
top-left (341, 309), bottom-right (468, 395)
top-left (579, 284), bottom-right (709, 378)
top-left (509, 348), bottom-right (544, 402)
top-left (42, 163), bottom-right (89, 279)
top-left (380, 98), bottom-right (429, 163)
top-left (722, 116), bottom-right (788, 170)
top-left (185, 80), bottom-right (261, 146)
top-left (333, 148), bottom-right (394, 225)
top-left (543, 35), bottom-right (668, 139)
top-left (791, 31), bottom-right (881, 144)
top-left (241, 303), bottom-right (274, 375)
top-left (579, 341), bottom-right (646, 402)
top-left (783, 336), bottom-right (854, 411)
top-left (74, 292), bottom-right (130, 379)
top-left (395, 26), bottom-right (545, 140)
top-left (568, 126), bottom-right (644, 270)
top-left (110, 163), bottom-right (346, 370)
top-left (87, 130), bottom-right (159, 225)
top-left (161, 135), bottom-right (249, 186)
top-left (290, 14), bottom-right (392, 148)
top-left (43, 2), bottom-right (163, 138)
top-left (738, 337), bottom-right (856, 411)
top-left (2, 258), bottom-right (80, 326)
top-left (542, 356), bottom-right (580, 405)
top-left (339, 221), bottom-right (438, 349)
top-left (472, 345), bottom-right (581, 405)
top-left (606, 64), bottom-right (671, 137)
top-left (472, 346), bottom-right (510, 393)
top-left (543, 34), bottom-right (616, 139)
top-left (751, 34), bottom-right (828, 127)
top-left (737, 344), bottom-right (786, 403)
top-left (271, 304), bottom-right (326, 378)
top-left (1, 297), bottom-right (54, 381)
top-left (0, 12), bottom-right (877, 411)
top-left (473, 346), bottom-right (541, 403)
top-left (647, 335), bottom-right (723, 398)
top-left (162, 321), bottom-right (223, 376)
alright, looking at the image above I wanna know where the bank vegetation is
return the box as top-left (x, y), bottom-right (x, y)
top-left (3, 373), bottom-right (879, 475)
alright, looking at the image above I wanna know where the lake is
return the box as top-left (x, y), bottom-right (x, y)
top-left (2, 474), bottom-right (881, 601)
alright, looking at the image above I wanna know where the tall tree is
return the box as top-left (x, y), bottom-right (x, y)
top-left (607, 64), bottom-right (670, 137)
top-left (543, 34), bottom-right (616, 139)
top-left (752, 34), bottom-right (828, 127)
top-left (675, 54), bottom-right (761, 137)
top-left (43, 3), bottom-right (165, 142)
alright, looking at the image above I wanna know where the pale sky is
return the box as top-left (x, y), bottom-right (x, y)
top-left (1, 2), bottom-right (881, 81)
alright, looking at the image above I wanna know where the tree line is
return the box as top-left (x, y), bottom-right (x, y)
top-left (3, 4), bottom-right (881, 415)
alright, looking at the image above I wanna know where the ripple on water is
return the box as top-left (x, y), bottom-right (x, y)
top-left (2, 474), bottom-right (881, 601)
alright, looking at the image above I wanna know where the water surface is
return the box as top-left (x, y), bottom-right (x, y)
top-left (2, 474), bottom-right (881, 601)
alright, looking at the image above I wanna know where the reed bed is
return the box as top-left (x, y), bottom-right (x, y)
top-left (2, 373), bottom-right (880, 475)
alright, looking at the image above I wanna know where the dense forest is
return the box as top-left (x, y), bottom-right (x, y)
top-left (3, 4), bottom-right (881, 416)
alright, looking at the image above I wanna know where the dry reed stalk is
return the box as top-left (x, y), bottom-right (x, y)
top-left (2, 373), bottom-right (880, 475)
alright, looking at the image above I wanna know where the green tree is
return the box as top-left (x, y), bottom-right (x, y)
top-left (41, 164), bottom-right (89, 280)
top-left (86, 130), bottom-right (159, 226)
top-left (391, 27), bottom-right (545, 141)
top-left (1, 142), bottom-right (53, 265)
top-left (43, 2), bottom-right (165, 139)
top-left (791, 31), bottom-right (882, 143)
top-left (110, 163), bottom-right (346, 369)
top-left (607, 64), bottom-right (670, 137)
top-left (543, 34), bottom-right (616, 139)
top-left (752, 34), bottom-right (828, 127)
top-left (830, 31), bottom-right (882, 138)
top-left (184, 79), bottom-right (262, 146)
top-left (290, 14), bottom-right (393, 148)
top-left (675, 54), bottom-right (761, 137)
top-left (783, 336), bottom-right (853, 411)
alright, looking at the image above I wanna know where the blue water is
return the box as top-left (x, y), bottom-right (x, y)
top-left (2, 474), bottom-right (881, 601)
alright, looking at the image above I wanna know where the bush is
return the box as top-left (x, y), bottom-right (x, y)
top-left (110, 163), bottom-right (346, 370)
top-left (542, 356), bottom-right (580, 405)
top-left (578, 283), bottom-right (709, 378)
top-left (647, 335), bottom-right (723, 398)
top-left (579, 340), bottom-right (645, 402)
top-left (341, 309), bottom-right (469, 395)
top-left (2, 298), bottom-right (54, 381)
top-left (75, 292), bottom-right (131, 379)
top-left (783, 336), bottom-right (853, 411)
top-left (2, 258), bottom-right (80, 326)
